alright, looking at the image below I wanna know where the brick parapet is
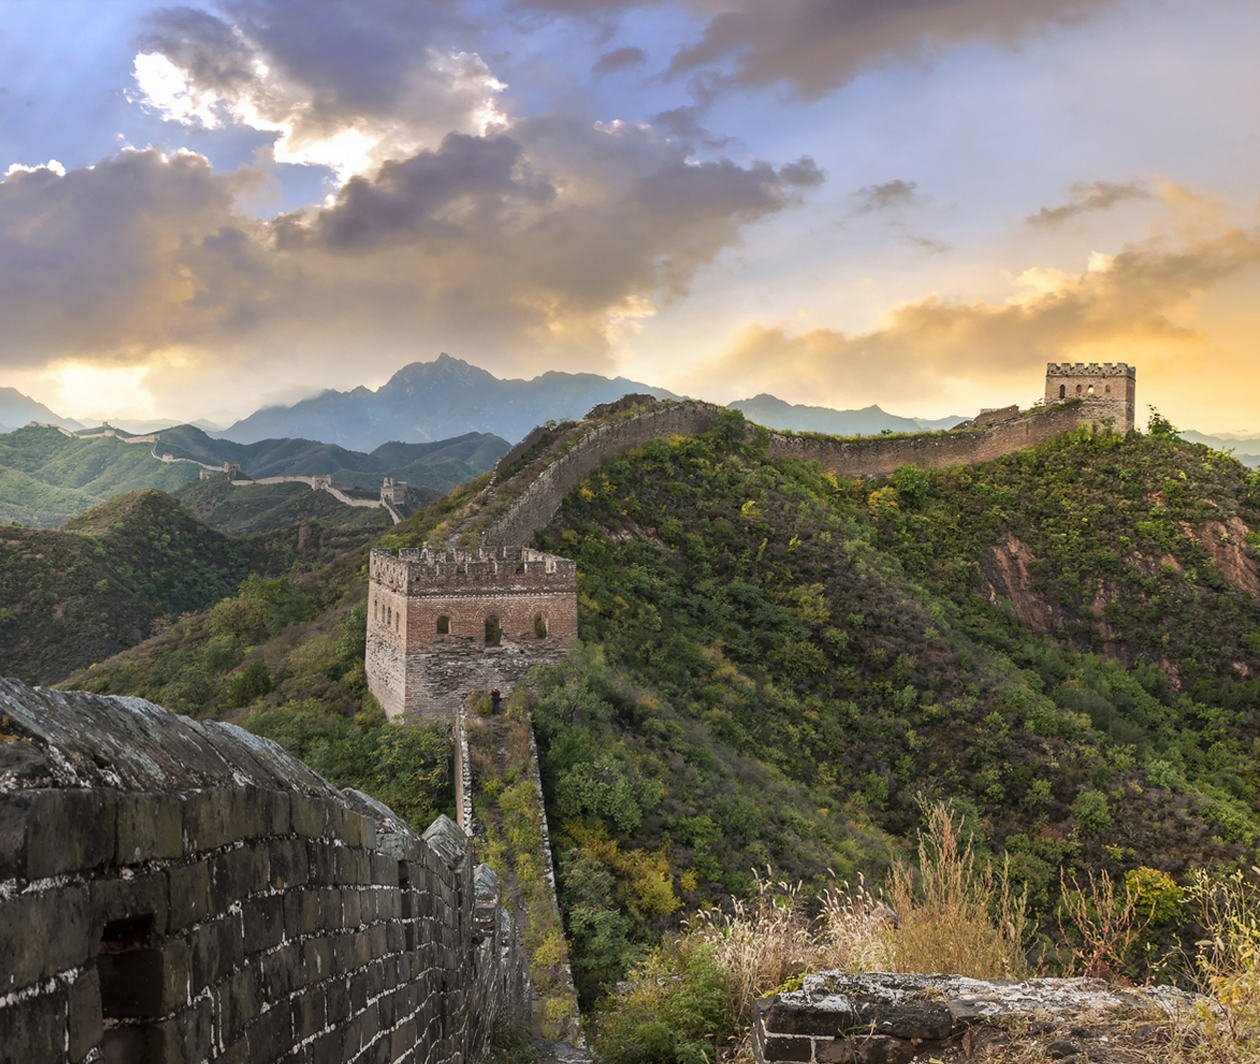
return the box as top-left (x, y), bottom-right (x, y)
top-left (0, 678), bottom-right (530, 1064)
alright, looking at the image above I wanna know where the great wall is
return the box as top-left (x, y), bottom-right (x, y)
top-left (1, 363), bottom-right (1143, 1062)
top-left (0, 678), bottom-right (531, 1064)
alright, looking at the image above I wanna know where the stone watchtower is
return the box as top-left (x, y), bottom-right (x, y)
top-left (365, 546), bottom-right (578, 720)
top-left (1045, 362), bottom-right (1136, 432)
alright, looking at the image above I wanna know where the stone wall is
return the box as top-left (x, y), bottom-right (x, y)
top-left (0, 677), bottom-right (530, 1064)
top-left (754, 972), bottom-right (1198, 1064)
top-left (479, 398), bottom-right (1113, 551)
top-left (482, 400), bottom-right (722, 547)
top-left (764, 400), bottom-right (1092, 481)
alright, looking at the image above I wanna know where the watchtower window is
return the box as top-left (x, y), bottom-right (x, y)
top-left (1105, 384), bottom-right (1111, 394)
top-left (485, 616), bottom-right (502, 647)
top-left (99, 913), bottom-right (162, 1063)
top-left (534, 614), bottom-right (548, 639)
top-left (436, 615), bottom-right (450, 635)
top-left (1058, 384), bottom-right (1066, 399)
top-left (1087, 384), bottom-right (1095, 396)
top-left (1076, 384), bottom-right (1083, 395)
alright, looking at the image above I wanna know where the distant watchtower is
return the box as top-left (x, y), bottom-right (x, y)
top-left (365, 546), bottom-right (578, 720)
top-left (1045, 362), bottom-right (1136, 432)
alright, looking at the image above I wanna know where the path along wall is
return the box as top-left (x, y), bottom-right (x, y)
top-left (0, 677), bottom-right (529, 1064)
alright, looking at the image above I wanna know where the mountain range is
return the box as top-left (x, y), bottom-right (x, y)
top-left (220, 354), bottom-right (679, 449)
top-left (0, 386), bottom-right (82, 435)
top-left (218, 354), bottom-right (969, 449)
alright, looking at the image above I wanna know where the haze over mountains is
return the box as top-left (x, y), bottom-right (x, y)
top-left (4, 356), bottom-right (1259, 479)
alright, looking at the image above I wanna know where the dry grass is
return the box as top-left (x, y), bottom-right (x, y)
top-left (885, 801), bottom-right (1029, 979)
top-left (681, 802), bottom-right (1029, 1060)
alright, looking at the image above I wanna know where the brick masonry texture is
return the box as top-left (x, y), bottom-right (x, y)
top-left (0, 678), bottom-right (530, 1064)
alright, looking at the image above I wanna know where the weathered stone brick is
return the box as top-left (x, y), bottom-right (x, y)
top-left (0, 988), bottom-right (66, 1064)
top-left (67, 967), bottom-right (103, 1063)
top-left (0, 885), bottom-right (93, 990)
top-left (116, 792), bottom-right (182, 864)
top-left (167, 860), bottom-right (213, 931)
top-left (243, 894), bottom-right (286, 952)
top-left (270, 837), bottom-right (310, 890)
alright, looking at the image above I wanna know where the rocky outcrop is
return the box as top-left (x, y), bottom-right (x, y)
top-left (755, 972), bottom-right (1203, 1064)
top-left (1185, 516), bottom-right (1260, 597)
top-left (980, 535), bottom-right (1061, 634)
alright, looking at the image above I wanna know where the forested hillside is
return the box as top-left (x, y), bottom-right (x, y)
top-left (0, 426), bottom-right (200, 526)
top-left (61, 415), bottom-right (1260, 1018)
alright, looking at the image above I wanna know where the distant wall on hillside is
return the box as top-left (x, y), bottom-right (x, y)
top-left (763, 400), bottom-right (1089, 479)
top-left (481, 399), bottom-right (1099, 548)
top-left (0, 678), bottom-right (529, 1064)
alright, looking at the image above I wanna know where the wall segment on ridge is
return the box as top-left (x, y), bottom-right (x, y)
top-left (479, 396), bottom-right (1110, 551)
top-left (0, 677), bottom-right (530, 1064)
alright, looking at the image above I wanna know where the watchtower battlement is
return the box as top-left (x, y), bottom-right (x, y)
top-left (366, 547), bottom-right (578, 720)
top-left (370, 546), bottom-right (577, 595)
top-left (1045, 361), bottom-right (1136, 432)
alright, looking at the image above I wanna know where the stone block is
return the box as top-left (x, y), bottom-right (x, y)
top-left (211, 845), bottom-right (270, 910)
top-left (68, 966), bottom-right (103, 1062)
top-left (182, 789), bottom-right (236, 853)
top-left (1, 789), bottom-right (117, 880)
top-left (270, 837), bottom-right (310, 890)
top-left (0, 988), bottom-right (66, 1064)
top-left (247, 1001), bottom-right (294, 1062)
top-left (167, 860), bottom-right (213, 931)
top-left (291, 794), bottom-right (330, 839)
top-left (190, 913), bottom-right (244, 989)
top-left (303, 936), bottom-right (335, 984)
top-left (243, 894), bottom-right (286, 952)
top-left (0, 885), bottom-right (93, 990)
top-left (116, 792), bottom-right (182, 864)
top-left (225, 965), bottom-right (260, 1036)
top-left (290, 985), bottom-right (326, 1040)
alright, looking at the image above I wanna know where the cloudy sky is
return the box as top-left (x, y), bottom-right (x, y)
top-left (2, 0), bottom-right (1258, 431)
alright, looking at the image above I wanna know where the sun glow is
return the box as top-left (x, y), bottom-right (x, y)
top-left (42, 363), bottom-right (157, 422)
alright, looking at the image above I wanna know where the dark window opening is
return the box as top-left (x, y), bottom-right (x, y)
top-left (534, 614), bottom-right (548, 639)
top-left (99, 914), bottom-right (163, 1064)
top-left (1058, 384), bottom-right (1066, 399)
top-left (436, 615), bottom-right (450, 635)
top-left (1105, 384), bottom-right (1111, 394)
top-left (1076, 384), bottom-right (1083, 395)
top-left (485, 616), bottom-right (502, 647)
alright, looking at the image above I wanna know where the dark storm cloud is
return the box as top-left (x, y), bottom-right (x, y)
top-left (853, 179), bottom-right (921, 213)
top-left (297, 133), bottom-right (554, 250)
top-left (1027, 180), bottom-right (1150, 227)
top-left (0, 150), bottom-right (265, 368)
top-left (593, 46), bottom-right (648, 75)
top-left (0, 122), bottom-right (823, 381)
top-left (512, 0), bottom-right (1119, 99)
top-left (139, 7), bottom-right (259, 100)
top-left (672, 0), bottom-right (1119, 98)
